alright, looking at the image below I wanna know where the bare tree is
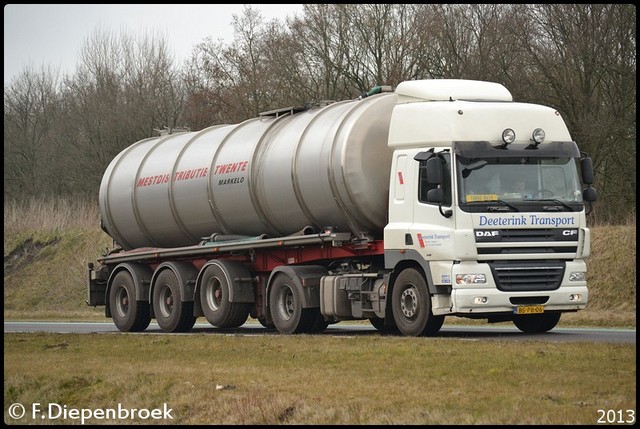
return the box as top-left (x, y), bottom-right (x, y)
top-left (182, 37), bottom-right (234, 129)
top-left (183, 5), bottom-right (291, 123)
top-left (62, 27), bottom-right (184, 196)
top-left (288, 4), bottom-right (354, 100)
top-left (341, 4), bottom-right (432, 89)
top-left (513, 4), bottom-right (636, 222)
top-left (4, 66), bottom-right (61, 198)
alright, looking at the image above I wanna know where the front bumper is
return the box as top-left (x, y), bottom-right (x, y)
top-left (450, 285), bottom-right (588, 314)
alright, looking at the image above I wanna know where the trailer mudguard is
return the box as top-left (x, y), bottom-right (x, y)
top-left (105, 262), bottom-right (153, 318)
top-left (195, 260), bottom-right (255, 303)
top-left (149, 261), bottom-right (198, 303)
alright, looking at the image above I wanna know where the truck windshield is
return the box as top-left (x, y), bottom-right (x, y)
top-left (456, 156), bottom-right (583, 208)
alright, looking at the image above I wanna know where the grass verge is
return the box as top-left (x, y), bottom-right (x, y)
top-left (4, 332), bottom-right (636, 425)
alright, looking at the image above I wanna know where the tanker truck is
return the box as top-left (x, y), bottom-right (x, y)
top-left (87, 79), bottom-right (597, 336)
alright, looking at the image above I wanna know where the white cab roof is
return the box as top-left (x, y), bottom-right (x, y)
top-left (395, 79), bottom-right (513, 102)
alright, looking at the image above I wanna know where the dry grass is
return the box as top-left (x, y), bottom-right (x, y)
top-left (3, 197), bottom-right (100, 237)
top-left (587, 222), bottom-right (636, 311)
top-left (3, 333), bottom-right (636, 425)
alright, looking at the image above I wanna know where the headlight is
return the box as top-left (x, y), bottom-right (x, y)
top-left (456, 274), bottom-right (487, 285)
top-left (569, 272), bottom-right (586, 282)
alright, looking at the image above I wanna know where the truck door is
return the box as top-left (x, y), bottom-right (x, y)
top-left (411, 152), bottom-right (456, 286)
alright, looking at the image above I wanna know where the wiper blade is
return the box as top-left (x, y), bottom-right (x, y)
top-left (464, 198), bottom-right (519, 212)
top-left (487, 199), bottom-right (520, 212)
top-left (535, 199), bottom-right (576, 212)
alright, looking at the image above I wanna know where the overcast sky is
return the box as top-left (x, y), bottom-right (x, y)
top-left (3, 4), bottom-right (304, 85)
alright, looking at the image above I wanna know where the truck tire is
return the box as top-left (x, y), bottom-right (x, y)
top-left (152, 269), bottom-right (196, 332)
top-left (513, 312), bottom-right (561, 333)
top-left (199, 264), bottom-right (250, 328)
top-left (109, 271), bottom-right (151, 332)
top-left (369, 317), bottom-right (400, 334)
top-left (308, 310), bottom-right (329, 334)
top-left (391, 268), bottom-right (444, 337)
top-left (258, 317), bottom-right (275, 330)
top-left (269, 273), bottom-right (316, 334)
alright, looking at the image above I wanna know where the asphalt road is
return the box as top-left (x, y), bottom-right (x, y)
top-left (3, 321), bottom-right (635, 344)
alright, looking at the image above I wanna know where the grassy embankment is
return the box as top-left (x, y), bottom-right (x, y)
top-left (4, 198), bottom-right (636, 327)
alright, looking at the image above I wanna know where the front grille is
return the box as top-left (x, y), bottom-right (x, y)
top-left (489, 260), bottom-right (565, 291)
top-left (499, 229), bottom-right (555, 241)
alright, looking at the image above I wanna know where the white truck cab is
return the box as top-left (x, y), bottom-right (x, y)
top-left (384, 79), bottom-right (596, 332)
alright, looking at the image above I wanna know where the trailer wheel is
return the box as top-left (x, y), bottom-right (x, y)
top-left (391, 268), bottom-right (444, 337)
top-left (152, 269), bottom-right (196, 333)
top-left (199, 264), bottom-right (250, 328)
top-left (269, 273), bottom-right (316, 334)
top-left (513, 312), bottom-right (561, 333)
top-left (109, 271), bottom-right (151, 332)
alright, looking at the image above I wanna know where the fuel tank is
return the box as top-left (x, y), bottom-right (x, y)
top-left (99, 92), bottom-right (397, 250)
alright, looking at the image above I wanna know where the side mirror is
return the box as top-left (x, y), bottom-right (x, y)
top-left (583, 187), bottom-right (597, 202)
top-left (426, 157), bottom-right (442, 184)
top-left (580, 157), bottom-right (594, 185)
top-left (427, 188), bottom-right (444, 203)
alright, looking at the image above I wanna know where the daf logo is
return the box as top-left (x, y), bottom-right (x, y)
top-left (562, 229), bottom-right (578, 236)
top-left (476, 230), bottom-right (499, 237)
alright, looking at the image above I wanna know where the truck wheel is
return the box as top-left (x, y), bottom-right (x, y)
top-left (369, 317), bottom-right (385, 331)
top-left (369, 317), bottom-right (400, 334)
top-left (258, 317), bottom-right (275, 330)
top-left (152, 269), bottom-right (196, 332)
top-left (308, 310), bottom-right (329, 334)
top-left (199, 264), bottom-right (250, 328)
top-left (392, 268), bottom-right (444, 337)
top-left (269, 273), bottom-right (316, 334)
top-left (109, 271), bottom-right (151, 332)
top-left (513, 312), bottom-right (561, 333)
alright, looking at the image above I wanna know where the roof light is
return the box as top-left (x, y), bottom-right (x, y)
top-left (502, 128), bottom-right (516, 145)
top-left (532, 128), bottom-right (545, 145)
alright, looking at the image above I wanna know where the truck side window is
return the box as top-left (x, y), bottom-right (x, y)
top-left (418, 153), bottom-right (452, 205)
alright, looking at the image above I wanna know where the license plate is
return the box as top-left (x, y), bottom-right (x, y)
top-left (514, 305), bottom-right (544, 315)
